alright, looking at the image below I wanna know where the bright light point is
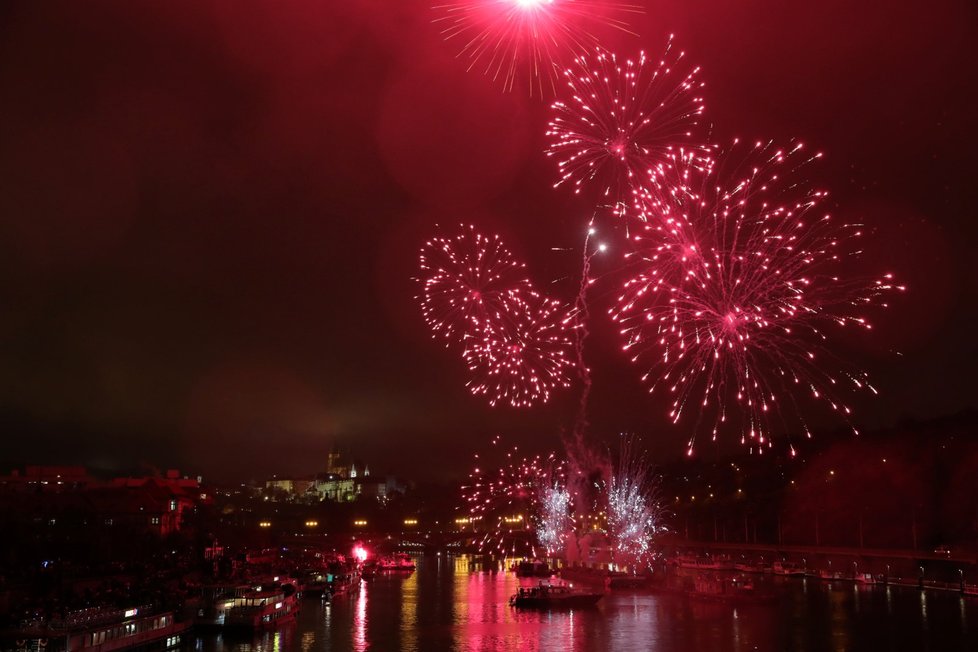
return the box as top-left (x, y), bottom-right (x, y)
top-left (599, 243), bottom-right (608, 252)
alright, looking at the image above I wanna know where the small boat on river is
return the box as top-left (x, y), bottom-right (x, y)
top-left (509, 582), bottom-right (603, 609)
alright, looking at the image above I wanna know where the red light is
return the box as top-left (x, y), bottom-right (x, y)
top-left (352, 545), bottom-right (368, 563)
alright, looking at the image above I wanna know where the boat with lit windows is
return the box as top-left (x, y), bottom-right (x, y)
top-left (4, 605), bottom-right (188, 651)
top-left (509, 582), bottom-right (603, 609)
top-left (196, 583), bottom-right (251, 627)
top-left (222, 580), bottom-right (300, 630)
top-left (298, 569), bottom-right (332, 599)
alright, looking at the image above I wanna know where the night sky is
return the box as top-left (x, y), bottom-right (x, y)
top-left (0, 1), bottom-right (975, 482)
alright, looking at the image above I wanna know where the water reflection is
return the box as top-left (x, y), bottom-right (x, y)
top-left (191, 555), bottom-right (977, 652)
top-left (401, 561), bottom-right (419, 651)
top-left (353, 581), bottom-right (367, 651)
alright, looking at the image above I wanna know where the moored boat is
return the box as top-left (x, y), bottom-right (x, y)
top-left (689, 575), bottom-right (778, 604)
top-left (772, 561), bottom-right (806, 577)
top-left (223, 580), bottom-right (300, 630)
top-left (298, 569), bottom-right (332, 599)
top-left (376, 553), bottom-right (416, 571)
top-left (4, 606), bottom-right (189, 651)
top-left (734, 562), bottom-right (768, 574)
top-left (678, 555), bottom-right (734, 571)
top-left (513, 559), bottom-right (552, 577)
top-left (196, 583), bottom-right (252, 627)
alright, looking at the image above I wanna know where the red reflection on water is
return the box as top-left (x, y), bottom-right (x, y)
top-left (353, 581), bottom-right (368, 651)
top-left (451, 561), bottom-right (586, 651)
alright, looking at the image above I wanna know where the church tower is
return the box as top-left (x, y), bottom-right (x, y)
top-left (326, 447), bottom-right (343, 476)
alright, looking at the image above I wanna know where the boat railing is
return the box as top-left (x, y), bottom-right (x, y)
top-left (21, 604), bottom-right (156, 631)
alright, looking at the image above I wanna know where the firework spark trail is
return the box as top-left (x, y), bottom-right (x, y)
top-left (562, 425), bottom-right (610, 524)
top-left (570, 219), bottom-right (605, 436)
top-left (546, 37), bottom-right (709, 218)
top-left (607, 437), bottom-right (664, 568)
top-left (433, 1), bottom-right (642, 95)
top-left (610, 141), bottom-right (905, 455)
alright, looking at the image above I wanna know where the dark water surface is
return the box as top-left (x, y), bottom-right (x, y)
top-left (192, 555), bottom-right (977, 651)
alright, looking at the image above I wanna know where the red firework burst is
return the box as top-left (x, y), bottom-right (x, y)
top-left (546, 38), bottom-right (709, 215)
top-left (462, 437), bottom-right (549, 556)
top-left (417, 225), bottom-right (577, 408)
top-left (432, 0), bottom-right (641, 95)
top-left (463, 289), bottom-right (577, 407)
top-left (417, 225), bottom-right (531, 346)
top-left (610, 141), bottom-right (904, 455)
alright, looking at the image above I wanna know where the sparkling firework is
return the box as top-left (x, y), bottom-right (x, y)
top-left (536, 473), bottom-right (573, 555)
top-left (432, 1), bottom-right (641, 95)
top-left (546, 38), bottom-right (708, 214)
top-left (607, 440), bottom-right (663, 567)
top-left (463, 289), bottom-right (577, 407)
top-left (610, 141), bottom-right (905, 454)
top-left (417, 225), bottom-right (531, 347)
top-left (461, 437), bottom-right (549, 556)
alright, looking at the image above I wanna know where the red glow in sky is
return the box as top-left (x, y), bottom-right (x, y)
top-left (0, 1), bottom-right (972, 480)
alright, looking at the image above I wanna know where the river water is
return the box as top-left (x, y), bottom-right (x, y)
top-left (191, 554), bottom-right (978, 651)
